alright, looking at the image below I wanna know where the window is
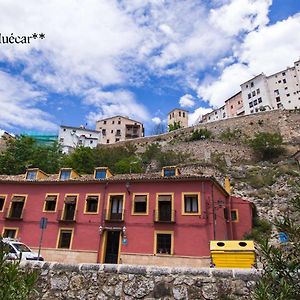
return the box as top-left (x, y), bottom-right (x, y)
top-left (44, 194), bottom-right (58, 212)
top-left (183, 112), bottom-right (185, 118)
top-left (250, 110), bottom-right (254, 113)
top-left (115, 138), bottom-right (120, 142)
top-left (231, 105), bottom-right (233, 109)
top-left (287, 94), bottom-right (290, 97)
top-left (169, 114), bottom-right (172, 119)
top-left (182, 193), bottom-right (200, 215)
top-left (90, 140), bottom-right (93, 144)
top-left (179, 111), bottom-right (181, 117)
top-left (249, 102), bottom-right (253, 108)
top-left (116, 129), bottom-right (121, 136)
top-left (2, 228), bottom-right (17, 238)
top-left (155, 232), bottom-right (173, 255)
top-left (111, 130), bottom-right (113, 133)
top-left (107, 194), bottom-right (124, 221)
top-left (102, 129), bottom-right (106, 136)
top-left (26, 170), bottom-right (37, 180)
top-left (95, 169), bottom-right (106, 179)
top-left (106, 139), bottom-right (109, 144)
top-left (63, 128), bottom-right (66, 132)
top-left (248, 93), bottom-right (251, 99)
top-left (250, 82), bottom-right (254, 87)
top-left (276, 96), bottom-right (281, 102)
top-left (118, 120), bottom-right (121, 124)
top-left (258, 97), bottom-right (262, 104)
top-left (238, 101), bottom-right (241, 105)
top-left (61, 195), bottom-right (77, 221)
top-left (284, 87), bottom-right (288, 90)
top-left (60, 138), bottom-right (64, 142)
top-left (246, 84), bottom-right (248, 88)
top-left (278, 80), bottom-right (281, 83)
top-left (84, 195), bottom-right (99, 213)
top-left (59, 169), bottom-right (71, 180)
top-left (256, 88), bottom-right (260, 94)
top-left (156, 194), bottom-right (173, 222)
top-left (252, 91), bottom-right (256, 97)
top-left (282, 72), bottom-right (286, 76)
top-left (103, 120), bottom-right (106, 124)
top-left (8, 195), bottom-right (26, 219)
top-left (57, 229), bottom-right (73, 249)
top-left (283, 79), bottom-right (287, 84)
top-left (112, 121), bottom-right (115, 124)
top-left (72, 129), bottom-right (76, 133)
top-left (0, 195), bottom-right (7, 211)
top-left (274, 89), bottom-right (279, 95)
top-left (163, 168), bottom-right (176, 177)
top-left (253, 100), bottom-right (258, 106)
top-left (231, 209), bottom-right (238, 222)
top-left (132, 194), bottom-right (148, 215)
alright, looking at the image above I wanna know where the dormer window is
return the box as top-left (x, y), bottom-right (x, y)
top-left (60, 169), bottom-right (71, 180)
top-left (95, 169), bottom-right (106, 179)
top-left (94, 167), bottom-right (112, 179)
top-left (26, 170), bottom-right (37, 180)
top-left (162, 166), bottom-right (179, 177)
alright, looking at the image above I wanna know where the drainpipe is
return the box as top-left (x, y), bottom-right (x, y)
top-left (97, 182), bottom-right (108, 263)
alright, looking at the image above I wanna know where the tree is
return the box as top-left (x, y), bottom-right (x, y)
top-left (0, 237), bottom-right (38, 300)
top-left (0, 136), bottom-right (61, 175)
top-left (252, 184), bottom-right (300, 299)
top-left (249, 132), bottom-right (284, 160)
top-left (190, 128), bottom-right (212, 141)
top-left (168, 121), bottom-right (182, 132)
top-left (114, 157), bottom-right (143, 174)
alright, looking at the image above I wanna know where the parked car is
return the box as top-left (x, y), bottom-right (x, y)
top-left (1, 238), bottom-right (44, 261)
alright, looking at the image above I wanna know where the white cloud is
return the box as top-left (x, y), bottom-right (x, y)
top-left (209, 0), bottom-right (272, 36)
top-left (179, 94), bottom-right (195, 108)
top-left (0, 71), bottom-right (57, 131)
top-left (84, 89), bottom-right (149, 125)
top-left (189, 107), bottom-right (213, 126)
top-left (151, 117), bottom-right (162, 124)
top-left (198, 13), bottom-right (300, 108)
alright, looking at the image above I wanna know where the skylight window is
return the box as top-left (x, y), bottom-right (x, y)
top-left (60, 169), bottom-right (71, 180)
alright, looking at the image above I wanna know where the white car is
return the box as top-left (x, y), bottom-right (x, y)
top-left (2, 238), bottom-right (44, 261)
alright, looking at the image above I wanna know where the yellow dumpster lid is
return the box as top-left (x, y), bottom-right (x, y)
top-left (210, 240), bottom-right (255, 251)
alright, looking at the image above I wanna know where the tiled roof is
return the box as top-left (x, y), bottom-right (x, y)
top-left (0, 172), bottom-right (228, 195)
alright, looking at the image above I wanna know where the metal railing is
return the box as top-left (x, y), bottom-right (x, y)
top-left (153, 210), bottom-right (176, 223)
top-left (57, 210), bottom-right (77, 222)
top-left (104, 209), bottom-right (125, 222)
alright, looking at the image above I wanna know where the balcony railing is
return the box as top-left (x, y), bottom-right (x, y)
top-left (104, 209), bottom-right (125, 222)
top-left (4, 208), bottom-right (24, 220)
top-left (153, 210), bottom-right (176, 223)
top-left (57, 210), bottom-right (77, 222)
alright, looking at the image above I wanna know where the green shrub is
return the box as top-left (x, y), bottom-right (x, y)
top-left (0, 237), bottom-right (38, 300)
top-left (190, 128), bottom-right (212, 141)
top-left (219, 128), bottom-right (242, 141)
top-left (168, 121), bottom-right (182, 132)
top-left (249, 132), bottom-right (284, 160)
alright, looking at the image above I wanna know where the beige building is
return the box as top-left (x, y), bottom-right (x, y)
top-left (225, 91), bottom-right (244, 118)
top-left (96, 116), bottom-right (144, 144)
top-left (168, 108), bottom-right (189, 128)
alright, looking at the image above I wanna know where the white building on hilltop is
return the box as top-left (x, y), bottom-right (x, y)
top-left (58, 125), bottom-right (101, 153)
top-left (241, 59), bottom-right (300, 115)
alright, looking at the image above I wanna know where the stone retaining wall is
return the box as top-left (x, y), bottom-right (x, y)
top-left (23, 261), bottom-right (260, 300)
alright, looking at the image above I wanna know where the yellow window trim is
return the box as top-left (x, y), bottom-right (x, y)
top-left (58, 168), bottom-right (80, 180)
top-left (61, 194), bottom-right (79, 221)
top-left (0, 194), bottom-right (8, 212)
top-left (154, 230), bottom-right (174, 255)
top-left (181, 192), bottom-right (201, 216)
top-left (8, 194), bottom-right (28, 219)
top-left (43, 193), bottom-right (59, 213)
top-left (93, 167), bottom-right (112, 179)
top-left (161, 166), bottom-right (180, 177)
top-left (106, 193), bottom-right (126, 221)
top-left (231, 209), bottom-right (239, 222)
top-left (56, 227), bottom-right (75, 249)
top-left (83, 193), bottom-right (101, 214)
top-left (131, 193), bottom-right (149, 216)
top-left (2, 227), bottom-right (19, 238)
top-left (155, 193), bottom-right (174, 222)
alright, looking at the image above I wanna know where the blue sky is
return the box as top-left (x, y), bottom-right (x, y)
top-left (0, 0), bottom-right (299, 136)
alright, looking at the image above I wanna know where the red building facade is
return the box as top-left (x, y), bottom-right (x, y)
top-left (0, 167), bottom-right (253, 267)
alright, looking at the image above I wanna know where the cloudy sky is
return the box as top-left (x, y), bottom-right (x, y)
top-left (0, 0), bottom-right (299, 135)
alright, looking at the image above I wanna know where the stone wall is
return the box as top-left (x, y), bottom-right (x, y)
top-left (23, 261), bottom-right (260, 300)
